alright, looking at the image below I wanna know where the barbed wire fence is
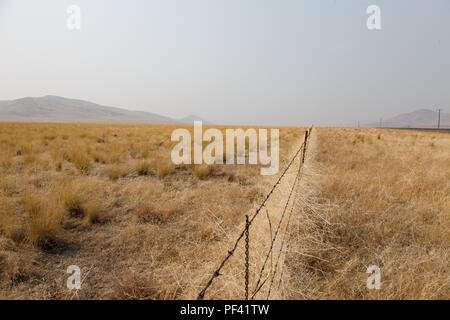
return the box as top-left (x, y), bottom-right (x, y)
top-left (197, 127), bottom-right (313, 300)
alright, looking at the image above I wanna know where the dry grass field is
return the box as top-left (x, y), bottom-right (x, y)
top-left (284, 128), bottom-right (449, 299)
top-left (0, 123), bottom-right (448, 300)
top-left (0, 122), bottom-right (302, 299)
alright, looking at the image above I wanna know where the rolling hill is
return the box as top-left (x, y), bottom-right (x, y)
top-left (368, 109), bottom-right (450, 128)
top-left (0, 96), bottom-right (177, 124)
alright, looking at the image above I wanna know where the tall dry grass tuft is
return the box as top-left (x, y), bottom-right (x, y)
top-left (71, 148), bottom-right (91, 174)
top-left (83, 200), bottom-right (103, 224)
top-left (105, 164), bottom-right (128, 181)
top-left (152, 156), bottom-right (174, 179)
top-left (136, 161), bottom-right (150, 176)
top-left (23, 191), bottom-right (64, 248)
top-left (0, 198), bottom-right (26, 243)
top-left (59, 181), bottom-right (85, 217)
top-left (193, 164), bottom-right (217, 180)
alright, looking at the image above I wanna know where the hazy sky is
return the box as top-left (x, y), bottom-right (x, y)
top-left (1, 0), bottom-right (449, 126)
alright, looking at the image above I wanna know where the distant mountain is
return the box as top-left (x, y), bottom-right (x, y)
top-left (368, 109), bottom-right (450, 128)
top-left (178, 115), bottom-right (213, 125)
top-left (0, 96), bottom-right (176, 124)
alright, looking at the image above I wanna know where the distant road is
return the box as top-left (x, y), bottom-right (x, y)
top-left (387, 128), bottom-right (450, 133)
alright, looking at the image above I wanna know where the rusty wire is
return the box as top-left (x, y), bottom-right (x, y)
top-left (196, 128), bottom-right (312, 300)
top-left (266, 147), bottom-right (306, 299)
top-left (255, 129), bottom-right (312, 299)
top-left (275, 127), bottom-right (313, 294)
top-left (250, 153), bottom-right (302, 299)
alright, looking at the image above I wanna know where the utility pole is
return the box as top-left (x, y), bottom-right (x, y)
top-left (437, 109), bottom-right (442, 129)
top-left (379, 118), bottom-right (382, 128)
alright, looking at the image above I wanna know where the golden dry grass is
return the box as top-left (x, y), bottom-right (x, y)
top-left (1, 123), bottom-right (447, 300)
top-left (284, 128), bottom-right (449, 299)
top-left (0, 122), bottom-right (301, 299)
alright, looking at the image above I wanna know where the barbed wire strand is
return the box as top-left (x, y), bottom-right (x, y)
top-left (275, 127), bottom-right (313, 294)
top-left (250, 151), bottom-right (303, 299)
top-left (196, 128), bottom-right (311, 300)
top-left (266, 150), bottom-right (305, 299)
top-left (256, 129), bottom-right (312, 299)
